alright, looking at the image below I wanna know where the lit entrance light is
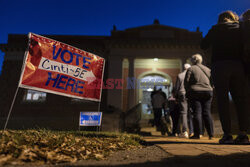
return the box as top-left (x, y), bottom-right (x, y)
top-left (147, 88), bottom-right (153, 91)
top-left (153, 58), bottom-right (158, 62)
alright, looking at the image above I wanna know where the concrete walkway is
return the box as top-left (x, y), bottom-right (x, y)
top-left (142, 127), bottom-right (250, 157)
top-left (142, 128), bottom-right (250, 166)
top-left (143, 135), bottom-right (250, 156)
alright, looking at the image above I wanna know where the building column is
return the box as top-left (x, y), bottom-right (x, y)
top-left (106, 56), bottom-right (123, 109)
top-left (127, 57), bottom-right (136, 111)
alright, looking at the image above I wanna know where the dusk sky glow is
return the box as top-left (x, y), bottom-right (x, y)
top-left (0, 0), bottom-right (249, 72)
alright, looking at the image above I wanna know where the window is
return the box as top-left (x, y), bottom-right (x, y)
top-left (24, 90), bottom-right (46, 102)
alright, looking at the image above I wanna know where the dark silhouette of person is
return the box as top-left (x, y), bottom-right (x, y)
top-left (184, 54), bottom-right (214, 140)
top-left (151, 87), bottom-right (166, 131)
top-left (201, 11), bottom-right (249, 144)
top-left (150, 86), bottom-right (158, 99)
top-left (241, 10), bottom-right (250, 86)
top-left (167, 91), bottom-right (180, 136)
top-left (174, 63), bottom-right (191, 138)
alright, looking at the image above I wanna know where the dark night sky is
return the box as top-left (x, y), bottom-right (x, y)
top-left (0, 0), bottom-right (249, 72)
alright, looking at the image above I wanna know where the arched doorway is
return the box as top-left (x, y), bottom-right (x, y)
top-left (138, 74), bottom-right (172, 120)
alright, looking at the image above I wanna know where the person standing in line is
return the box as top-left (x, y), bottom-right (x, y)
top-left (241, 10), bottom-right (250, 87)
top-left (241, 10), bottom-right (250, 132)
top-left (167, 91), bottom-right (180, 136)
top-left (201, 11), bottom-right (249, 144)
top-left (187, 106), bottom-right (194, 137)
top-left (184, 54), bottom-right (214, 140)
top-left (174, 63), bottom-right (191, 138)
top-left (151, 88), bottom-right (167, 131)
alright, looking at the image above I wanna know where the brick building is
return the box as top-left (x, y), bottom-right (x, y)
top-left (0, 20), bottom-right (204, 131)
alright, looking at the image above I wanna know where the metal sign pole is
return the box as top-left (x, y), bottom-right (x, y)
top-left (97, 102), bottom-right (101, 132)
top-left (96, 58), bottom-right (105, 132)
top-left (3, 86), bottom-right (20, 131)
top-left (97, 101), bottom-right (101, 112)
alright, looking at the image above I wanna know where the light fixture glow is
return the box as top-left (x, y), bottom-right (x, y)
top-left (147, 88), bottom-right (153, 91)
top-left (153, 58), bottom-right (158, 62)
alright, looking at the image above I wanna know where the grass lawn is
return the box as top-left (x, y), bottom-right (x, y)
top-left (0, 129), bottom-right (143, 165)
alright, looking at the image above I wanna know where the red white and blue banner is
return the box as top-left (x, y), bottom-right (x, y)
top-left (19, 33), bottom-right (105, 102)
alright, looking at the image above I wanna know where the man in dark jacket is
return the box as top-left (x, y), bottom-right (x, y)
top-left (201, 11), bottom-right (249, 144)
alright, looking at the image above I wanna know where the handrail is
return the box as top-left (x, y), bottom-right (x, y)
top-left (120, 103), bottom-right (142, 133)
